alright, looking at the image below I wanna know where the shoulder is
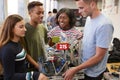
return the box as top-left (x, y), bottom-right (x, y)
top-left (38, 24), bottom-right (45, 28)
top-left (98, 13), bottom-right (112, 26)
top-left (38, 24), bottom-right (47, 31)
top-left (49, 26), bottom-right (60, 32)
top-left (48, 26), bottom-right (60, 37)
top-left (98, 14), bottom-right (113, 31)
top-left (1, 42), bottom-right (14, 50)
top-left (70, 27), bottom-right (83, 38)
top-left (50, 15), bottom-right (56, 20)
top-left (0, 42), bottom-right (15, 56)
top-left (25, 23), bottom-right (30, 28)
top-left (25, 23), bottom-right (33, 30)
top-left (69, 27), bottom-right (81, 33)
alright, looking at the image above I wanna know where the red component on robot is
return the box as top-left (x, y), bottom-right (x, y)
top-left (56, 43), bottom-right (69, 50)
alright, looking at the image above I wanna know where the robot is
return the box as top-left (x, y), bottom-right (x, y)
top-left (39, 32), bottom-right (82, 76)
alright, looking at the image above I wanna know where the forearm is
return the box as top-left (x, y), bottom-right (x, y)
top-left (76, 55), bottom-right (103, 71)
top-left (26, 54), bottom-right (39, 69)
top-left (76, 47), bottom-right (107, 72)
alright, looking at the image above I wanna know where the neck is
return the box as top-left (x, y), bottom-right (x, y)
top-left (91, 9), bottom-right (100, 19)
top-left (61, 26), bottom-right (72, 31)
top-left (29, 20), bottom-right (38, 27)
top-left (11, 37), bottom-right (20, 43)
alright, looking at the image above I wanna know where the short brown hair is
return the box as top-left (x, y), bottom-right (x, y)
top-left (27, 1), bottom-right (43, 12)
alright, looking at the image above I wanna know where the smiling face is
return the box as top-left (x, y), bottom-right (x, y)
top-left (13, 20), bottom-right (26, 39)
top-left (29, 5), bottom-right (44, 24)
top-left (58, 13), bottom-right (70, 30)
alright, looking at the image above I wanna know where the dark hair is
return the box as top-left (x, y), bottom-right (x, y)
top-left (0, 14), bottom-right (23, 48)
top-left (56, 8), bottom-right (76, 28)
top-left (53, 9), bottom-right (57, 13)
top-left (113, 38), bottom-right (120, 49)
top-left (48, 11), bottom-right (52, 14)
top-left (27, 1), bottom-right (43, 12)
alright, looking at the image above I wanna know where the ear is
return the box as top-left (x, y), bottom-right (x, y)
top-left (90, 1), bottom-right (96, 9)
top-left (28, 11), bottom-right (33, 18)
top-left (28, 11), bottom-right (31, 15)
top-left (28, 9), bottom-right (33, 15)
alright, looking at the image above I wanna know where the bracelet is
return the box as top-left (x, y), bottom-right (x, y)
top-left (26, 71), bottom-right (34, 80)
top-left (31, 71), bottom-right (34, 80)
top-left (26, 72), bottom-right (31, 80)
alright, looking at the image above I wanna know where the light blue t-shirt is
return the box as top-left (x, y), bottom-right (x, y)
top-left (82, 13), bottom-right (114, 77)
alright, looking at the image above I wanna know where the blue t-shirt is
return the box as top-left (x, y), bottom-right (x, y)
top-left (82, 13), bottom-right (114, 77)
top-left (50, 15), bottom-right (57, 28)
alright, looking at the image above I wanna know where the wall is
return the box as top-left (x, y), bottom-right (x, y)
top-left (108, 14), bottom-right (120, 39)
top-left (57, 0), bottom-right (102, 10)
top-left (57, 0), bottom-right (77, 10)
top-left (102, 0), bottom-right (120, 39)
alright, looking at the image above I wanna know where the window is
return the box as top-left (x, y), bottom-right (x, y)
top-left (0, 0), bottom-right (5, 23)
top-left (29, 0), bottom-right (44, 3)
top-left (7, 0), bottom-right (18, 15)
top-left (7, 0), bottom-right (28, 20)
